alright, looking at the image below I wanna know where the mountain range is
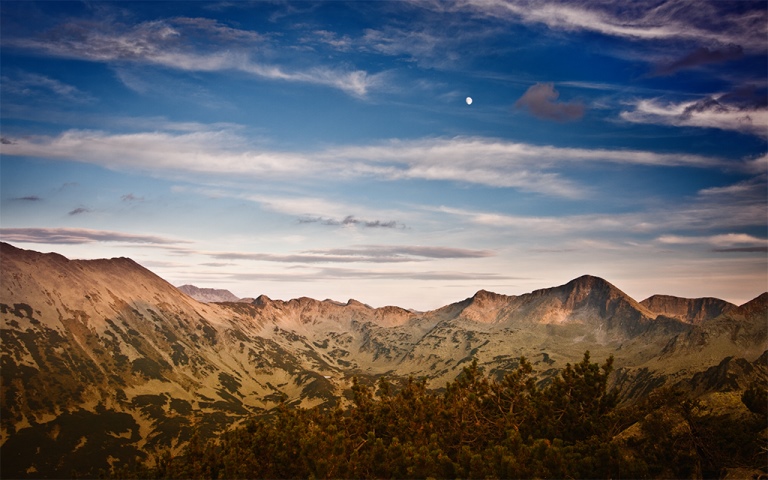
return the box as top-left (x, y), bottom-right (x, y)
top-left (1, 242), bottom-right (766, 478)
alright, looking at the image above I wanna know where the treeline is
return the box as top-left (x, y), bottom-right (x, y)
top-left (117, 352), bottom-right (767, 479)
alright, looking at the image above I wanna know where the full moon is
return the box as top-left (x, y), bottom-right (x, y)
top-left (466, 97), bottom-right (473, 105)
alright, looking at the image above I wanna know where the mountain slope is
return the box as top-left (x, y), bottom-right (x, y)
top-left (177, 284), bottom-right (241, 303)
top-left (1, 243), bottom-right (765, 478)
top-left (640, 294), bottom-right (737, 324)
top-left (0, 243), bottom-right (358, 477)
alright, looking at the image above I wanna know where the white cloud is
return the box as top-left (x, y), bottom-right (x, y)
top-left (657, 233), bottom-right (768, 253)
top-left (9, 18), bottom-right (378, 97)
top-left (621, 97), bottom-right (768, 137)
top-left (437, 193), bottom-right (766, 236)
top-left (658, 233), bottom-right (767, 247)
top-left (1, 129), bottom-right (740, 199)
top-left (455, 0), bottom-right (767, 52)
top-left (0, 227), bottom-right (184, 245)
top-left (206, 244), bottom-right (493, 264)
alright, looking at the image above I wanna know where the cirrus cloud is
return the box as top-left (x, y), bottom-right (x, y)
top-left (621, 95), bottom-right (768, 137)
top-left (0, 227), bottom-right (185, 245)
top-left (7, 17), bottom-right (378, 97)
top-left (1, 128), bottom-right (739, 199)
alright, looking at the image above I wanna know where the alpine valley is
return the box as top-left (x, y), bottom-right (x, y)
top-left (1, 242), bottom-right (766, 478)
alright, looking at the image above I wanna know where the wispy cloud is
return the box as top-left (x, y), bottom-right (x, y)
top-left (67, 207), bottom-right (90, 216)
top-left (121, 193), bottom-right (144, 202)
top-left (654, 44), bottom-right (744, 76)
top-left (515, 83), bottom-right (585, 122)
top-left (621, 94), bottom-right (768, 137)
top-left (456, 0), bottom-right (767, 52)
top-left (11, 195), bottom-right (42, 202)
top-left (299, 215), bottom-right (401, 229)
top-left (311, 245), bottom-right (494, 259)
top-left (206, 244), bottom-right (493, 264)
top-left (1, 72), bottom-right (93, 103)
top-left (438, 188), bottom-right (766, 235)
top-left (0, 227), bottom-right (185, 245)
top-left (2, 129), bottom-right (739, 198)
top-left (7, 17), bottom-right (379, 97)
top-left (229, 267), bottom-right (516, 282)
top-left (657, 233), bottom-right (768, 253)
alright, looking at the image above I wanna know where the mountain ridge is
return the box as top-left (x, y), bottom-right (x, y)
top-left (1, 242), bottom-right (766, 478)
top-left (177, 284), bottom-right (241, 303)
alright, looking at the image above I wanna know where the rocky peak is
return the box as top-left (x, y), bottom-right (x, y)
top-left (177, 284), bottom-right (241, 303)
top-left (253, 294), bottom-right (273, 306)
top-left (471, 289), bottom-right (510, 305)
top-left (737, 292), bottom-right (768, 314)
top-left (640, 294), bottom-right (737, 325)
top-left (346, 299), bottom-right (372, 308)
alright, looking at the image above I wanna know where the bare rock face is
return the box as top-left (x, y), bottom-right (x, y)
top-left (640, 294), bottom-right (737, 324)
top-left (1, 242), bottom-right (766, 478)
top-left (177, 284), bottom-right (241, 303)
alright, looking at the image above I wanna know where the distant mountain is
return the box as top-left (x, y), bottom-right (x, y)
top-left (640, 294), bottom-right (737, 324)
top-left (1, 242), bottom-right (765, 478)
top-left (177, 284), bottom-right (241, 303)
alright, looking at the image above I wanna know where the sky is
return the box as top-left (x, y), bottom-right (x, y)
top-left (1, 0), bottom-right (766, 310)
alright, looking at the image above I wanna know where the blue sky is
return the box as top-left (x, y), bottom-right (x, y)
top-left (1, 0), bottom-right (766, 310)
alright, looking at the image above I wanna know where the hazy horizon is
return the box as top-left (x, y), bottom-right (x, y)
top-left (1, 1), bottom-right (766, 310)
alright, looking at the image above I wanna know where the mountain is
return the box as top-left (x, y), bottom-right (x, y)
top-left (640, 294), bottom-right (737, 324)
top-left (177, 284), bottom-right (241, 303)
top-left (1, 242), bottom-right (765, 478)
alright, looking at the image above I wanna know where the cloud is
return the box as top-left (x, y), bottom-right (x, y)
top-left (229, 267), bottom-right (517, 282)
top-left (515, 83), bottom-right (585, 121)
top-left (68, 207), bottom-right (90, 216)
top-left (206, 244), bottom-right (493, 264)
top-left (0, 227), bottom-right (184, 245)
top-left (621, 94), bottom-right (768, 137)
top-left (2, 129), bottom-right (738, 199)
top-left (11, 196), bottom-right (42, 201)
top-left (299, 215), bottom-right (401, 229)
top-left (655, 44), bottom-right (744, 76)
top-left (657, 233), bottom-right (768, 253)
top-left (121, 193), bottom-right (144, 202)
top-left (7, 17), bottom-right (378, 97)
top-left (210, 251), bottom-right (415, 264)
top-left (712, 247), bottom-right (768, 253)
top-left (309, 29), bottom-right (354, 52)
top-left (310, 245), bottom-right (494, 259)
top-left (438, 187), bottom-right (766, 235)
top-left (455, 0), bottom-right (767, 52)
top-left (698, 175), bottom-right (767, 199)
top-left (1, 72), bottom-right (93, 103)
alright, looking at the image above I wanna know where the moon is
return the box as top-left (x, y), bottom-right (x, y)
top-left (466, 96), bottom-right (473, 105)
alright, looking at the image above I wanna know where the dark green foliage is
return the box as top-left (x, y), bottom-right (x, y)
top-left (126, 352), bottom-right (640, 479)
top-left (742, 380), bottom-right (768, 415)
top-left (118, 352), bottom-right (767, 479)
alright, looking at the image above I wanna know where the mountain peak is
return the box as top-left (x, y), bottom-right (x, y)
top-left (346, 299), bottom-right (372, 308)
top-left (640, 294), bottom-right (737, 325)
top-left (472, 289), bottom-right (508, 302)
top-left (564, 274), bottom-right (616, 291)
top-left (177, 284), bottom-right (240, 303)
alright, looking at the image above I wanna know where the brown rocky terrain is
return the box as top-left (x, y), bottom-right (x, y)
top-left (1, 242), bottom-right (765, 478)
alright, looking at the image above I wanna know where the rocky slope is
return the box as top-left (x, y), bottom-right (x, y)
top-left (1, 242), bottom-right (765, 478)
top-left (640, 294), bottom-right (737, 324)
top-left (177, 284), bottom-right (241, 303)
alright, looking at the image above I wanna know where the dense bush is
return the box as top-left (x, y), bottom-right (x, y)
top-left (118, 352), bottom-right (766, 479)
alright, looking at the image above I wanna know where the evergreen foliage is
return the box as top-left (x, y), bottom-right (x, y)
top-left (117, 352), bottom-right (767, 479)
